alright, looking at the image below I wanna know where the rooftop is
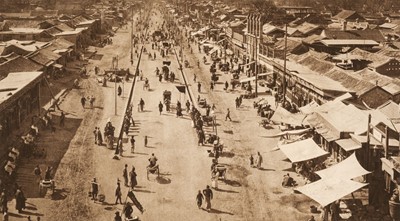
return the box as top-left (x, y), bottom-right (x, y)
top-left (0, 72), bottom-right (43, 105)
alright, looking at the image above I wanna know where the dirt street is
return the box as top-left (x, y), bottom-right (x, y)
top-left (9, 6), bottom-right (317, 221)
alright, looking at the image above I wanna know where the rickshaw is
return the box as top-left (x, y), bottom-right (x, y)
top-left (198, 98), bottom-right (208, 108)
top-left (163, 90), bottom-right (172, 111)
top-left (39, 179), bottom-right (55, 195)
top-left (146, 164), bottom-right (160, 180)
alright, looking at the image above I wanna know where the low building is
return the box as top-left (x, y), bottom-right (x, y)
top-left (0, 71), bottom-right (44, 141)
top-left (0, 55), bottom-right (43, 78)
top-left (0, 28), bottom-right (54, 42)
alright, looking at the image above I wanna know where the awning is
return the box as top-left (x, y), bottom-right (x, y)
top-left (295, 177), bottom-right (368, 207)
top-left (299, 101), bottom-right (319, 114)
top-left (258, 72), bottom-right (273, 77)
top-left (336, 139), bottom-right (362, 152)
top-left (53, 63), bottom-right (63, 69)
top-left (239, 76), bottom-right (255, 83)
top-left (264, 128), bottom-right (312, 138)
top-left (279, 138), bottom-right (329, 163)
top-left (270, 106), bottom-right (308, 126)
top-left (316, 153), bottom-right (370, 180)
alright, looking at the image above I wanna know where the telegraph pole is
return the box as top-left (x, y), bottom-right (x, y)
top-left (282, 24), bottom-right (288, 104)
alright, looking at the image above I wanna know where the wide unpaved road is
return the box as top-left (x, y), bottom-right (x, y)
top-left (15, 5), bottom-right (316, 221)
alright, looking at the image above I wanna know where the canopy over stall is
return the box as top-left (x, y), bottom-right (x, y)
top-left (265, 128), bottom-right (312, 138)
top-left (270, 106), bottom-right (308, 126)
top-left (279, 138), bottom-right (329, 163)
top-left (316, 153), bottom-right (370, 180)
top-left (296, 177), bottom-right (368, 207)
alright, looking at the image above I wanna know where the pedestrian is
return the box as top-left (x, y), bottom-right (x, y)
top-left (235, 97), bottom-right (239, 109)
top-left (91, 178), bottom-right (99, 201)
top-left (15, 187), bottom-right (26, 213)
top-left (249, 155), bottom-right (254, 167)
top-left (123, 164), bottom-right (128, 187)
top-left (206, 106), bottom-right (210, 117)
top-left (129, 167), bottom-right (137, 190)
top-left (97, 128), bottom-right (103, 145)
top-left (158, 101), bottom-right (163, 115)
top-left (144, 135), bottom-right (148, 147)
top-left (139, 98), bottom-right (145, 112)
top-left (186, 100), bottom-right (190, 113)
top-left (196, 190), bottom-right (204, 209)
top-left (194, 74), bottom-right (197, 82)
top-left (114, 211), bottom-right (122, 221)
top-left (330, 201), bottom-right (340, 221)
top-left (225, 108), bottom-right (232, 121)
top-left (44, 166), bottom-right (52, 180)
top-left (202, 185), bottom-right (213, 212)
top-left (197, 95), bottom-right (200, 103)
top-left (118, 85), bottom-right (122, 96)
top-left (211, 104), bottom-right (216, 110)
top-left (59, 111), bottom-right (65, 127)
top-left (89, 95), bottom-right (95, 108)
top-left (115, 182), bottom-right (122, 204)
top-left (81, 96), bottom-right (86, 108)
top-left (256, 152), bottom-right (263, 169)
top-left (93, 127), bottom-right (98, 144)
top-left (158, 73), bottom-right (162, 82)
top-left (210, 82), bottom-right (214, 91)
top-left (130, 136), bottom-right (135, 153)
top-left (0, 191), bottom-right (7, 214)
top-left (224, 81), bottom-right (229, 91)
top-left (197, 82), bottom-right (201, 93)
top-left (154, 52), bottom-right (156, 59)
top-left (34, 165), bottom-right (42, 182)
top-left (123, 202), bottom-right (134, 218)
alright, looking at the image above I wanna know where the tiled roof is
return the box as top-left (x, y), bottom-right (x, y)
top-left (27, 48), bottom-right (61, 66)
top-left (332, 10), bottom-right (357, 20)
top-left (322, 29), bottom-right (386, 42)
top-left (0, 56), bottom-right (43, 77)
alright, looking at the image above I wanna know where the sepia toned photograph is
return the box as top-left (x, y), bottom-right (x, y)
top-left (0, 0), bottom-right (400, 220)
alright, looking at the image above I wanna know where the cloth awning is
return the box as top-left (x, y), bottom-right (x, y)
top-left (335, 139), bottom-right (362, 152)
top-left (295, 177), bottom-right (368, 207)
top-left (258, 72), bottom-right (273, 77)
top-left (299, 101), bottom-right (319, 114)
top-left (239, 76), bottom-right (255, 83)
top-left (316, 153), bottom-right (370, 180)
top-left (53, 63), bottom-right (63, 69)
top-left (270, 106), bottom-right (308, 126)
top-left (279, 138), bottom-right (329, 163)
top-left (265, 128), bottom-right (312, 138)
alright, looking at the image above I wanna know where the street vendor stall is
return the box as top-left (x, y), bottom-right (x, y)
top-left (279, 138), bottom-right (329, 163)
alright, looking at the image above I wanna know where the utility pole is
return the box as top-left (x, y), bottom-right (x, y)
top-left (282, 24), bottom-right (288, 105)
top-left (113, 56), bottom-right (119, 115)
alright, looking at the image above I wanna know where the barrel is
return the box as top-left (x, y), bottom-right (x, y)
top-left (389, 200), bottom-right (400, 221)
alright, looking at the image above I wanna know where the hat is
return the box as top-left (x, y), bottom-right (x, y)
top-left (115, 211), bottom-right (120, 214)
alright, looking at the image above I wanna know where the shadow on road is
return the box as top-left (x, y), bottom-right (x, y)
top-left (209, 208), bottom-right (234, 215)
top-left (258, 167), bottom-right (276, 172)
top-left (156, 176), bottom-right (171, 184)
top-left (134, 189), bottom-right (155, 193)
top-left (51, 188), bottom-right (70, 200)
top-left (214, 188), bottom-right (239, 194)
top-left (223, 179), bottom-right (241, 187)
top-left (221, 152), bottom-right (235, 158)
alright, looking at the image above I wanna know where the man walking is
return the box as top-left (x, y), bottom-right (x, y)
top-left (80, 96), bottom-right (86, 108)
top-left (118, 85), bottom-right (122, 96)
top-left (225, 108), bottom-right (232, 121)
top-left (158, 101), bottom-right (164, 115)
top-left (256, 152), bottom-right (263, 169)
top-left (91, 178), bottom-right (99, 201)
top-left (130, 136), bottom-right (135, 153)
top-left (197, 82), bottom-right (201, 93)
top-left (123, 164), bottom-right (128, 187)
top-left (129, 167), bottom-right (137, 190)
top-left (115, 182), bottom-right (122, 204)
top-left (33, 165), bottom-right (42, 183)
top-left (196, 190), bottom-right (204, 209)
top-left (202, 185), bottom-right (213, 212)
top-left (139, 98), bottom-right (145, 112)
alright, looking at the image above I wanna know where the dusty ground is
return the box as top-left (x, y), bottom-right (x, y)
top-left (9, 6), bottom-right (325, 221)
